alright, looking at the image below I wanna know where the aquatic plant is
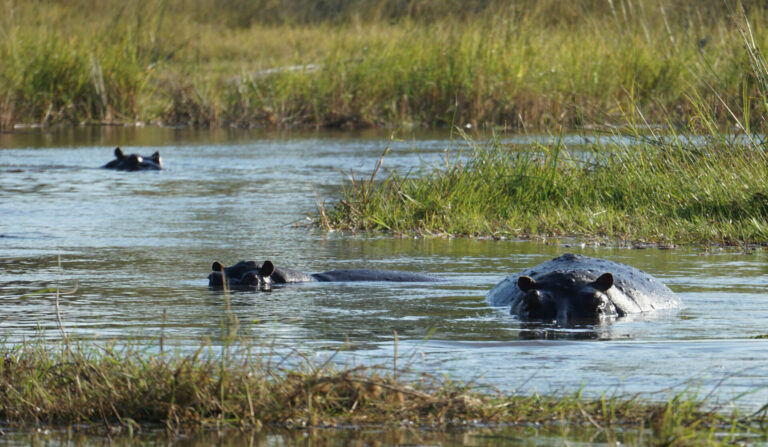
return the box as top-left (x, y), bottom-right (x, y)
top-left (1, 333), bottom-right (766, 446)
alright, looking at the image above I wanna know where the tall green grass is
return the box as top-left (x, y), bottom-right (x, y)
top-left (314, 4), bottom-right (768, 244)
top-left (2, 0), bottom-right (768, 130)
top-left (320, 129), bottom-right (768, 244)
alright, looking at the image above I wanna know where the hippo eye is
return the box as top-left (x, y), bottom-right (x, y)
top-left (517, 276), bottom-right (536, 292)
top-left (523, 290), bottom-right (543, 309)
top-left (242, 272), bottom-right (262, 286)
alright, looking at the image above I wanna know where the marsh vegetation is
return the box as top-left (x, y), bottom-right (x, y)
top-left (3, 1), bottom-right (768, 443)
top-left (2, 0), bottom-right (768, 130)
top-left (2, 333), bottom-right (766, 446)
top-left (320, 126), bottom-right (768, 244)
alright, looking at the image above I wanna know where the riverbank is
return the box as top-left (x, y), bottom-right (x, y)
top-left (1, 337), bottom-right (764, 445)
top-left (2, 0), bottom-right (767, 131)
top-left (318, 126), bottom-right (768, 245)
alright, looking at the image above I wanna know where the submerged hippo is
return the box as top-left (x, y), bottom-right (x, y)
top-left (209, 260), bottom-right (439, 290)
top-left (102, 147), bottom-right (163, 171)
top-left (486, 253), bottom-right (681, 324)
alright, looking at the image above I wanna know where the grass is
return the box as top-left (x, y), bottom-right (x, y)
top-left (318, 127), bottom-right (768, 245)
top-left (317, 12), bottom-right (768, 246)
top-left (2, 0), bottom-right (768, 130)
top-left (1, 336), bottom-right (767, 446)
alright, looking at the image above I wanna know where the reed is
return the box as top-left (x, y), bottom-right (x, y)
top-left (2, 0), bottom-right (768, 130)
top-left (3, 283), bottom-right (762, 440)
top-left (321, 125), bottom-right (768, 244)
top-left (318, 10), bottom-right (768, 245)
top-left (1, 336), bottom-right (765, 446)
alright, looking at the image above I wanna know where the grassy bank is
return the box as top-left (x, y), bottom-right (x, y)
top-left (318, 128), bottom-right (768, 245)
top-left (318, 12), bottom-right (768, 245)
top-left (1, 338), bottom-right (765, 445)
top-left (1, 0), bottom-right (768, 130)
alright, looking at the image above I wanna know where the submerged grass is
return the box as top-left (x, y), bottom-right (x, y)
top-left (1, 337), bottom-right (766, 446)
top-left (2, 0), bottom-right (768, 130)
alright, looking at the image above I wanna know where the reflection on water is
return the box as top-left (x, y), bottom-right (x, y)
top-left (1, 127), bottom-right (767, 415)
top-left (0, 424), bottom-right (656, 447)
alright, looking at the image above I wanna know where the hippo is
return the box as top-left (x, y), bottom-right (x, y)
top-left (102, 147), bottom-right (163, 171)
top-left (486, 253), bottom-right (681, 324)
top-left (209, 260), bottom-right (439, 290)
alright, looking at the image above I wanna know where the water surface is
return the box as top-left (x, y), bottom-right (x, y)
top-left (1, 127), bottom-right (767, 413)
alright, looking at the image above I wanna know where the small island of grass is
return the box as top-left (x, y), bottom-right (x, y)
top-left (318, 125), bottom-right (768, 246)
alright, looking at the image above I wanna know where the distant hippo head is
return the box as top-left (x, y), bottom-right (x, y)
top-left (103, 147), bottom-right (163, 171)
top-left (514, 271), bottom-right (619, 323)
top-left (209, 260), bottom-right (276, 290)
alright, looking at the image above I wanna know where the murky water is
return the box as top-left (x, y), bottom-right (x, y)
top-left (0, 425), bottom-right (663, 447)
top-left (0, 424), bottom-right (680, 447)
top-left (1, 127), bottom-right (767, 422)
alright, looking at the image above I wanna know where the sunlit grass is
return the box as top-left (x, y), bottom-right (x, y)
top-left (1, 0), bottom-right (768, 129)
top-left (1, 335), bottom-right (766, 446)
top-left (318, 10), bottom-right (768, 245)
top-left (320, 126), bottom-right (768, 245)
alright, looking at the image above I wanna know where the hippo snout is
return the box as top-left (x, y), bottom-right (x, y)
top-left (242, 272), bottom-right (272, 290)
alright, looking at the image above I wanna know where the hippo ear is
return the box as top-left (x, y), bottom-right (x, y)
top-left (114, 147), bottom-right (124, 158)
top-left (151, 151), bottom-right (161, 163)
top-left (259, 260), bottom-right (275, 277)
top-left (517, 276), bottom-right (536, 292)
top-left (212, 261), bottom-right (224, 272)
top-left (594, 273), bottom-right (614, 292)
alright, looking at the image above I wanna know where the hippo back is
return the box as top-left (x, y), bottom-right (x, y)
top-left (271, 266), bottom-right (316, 283)
top-left (311, 269), bottom-right (438, 282)
top-left (486, 253), bottom-right (680, 315)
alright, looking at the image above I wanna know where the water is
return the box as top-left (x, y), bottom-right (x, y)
top-left (1, 127), bottom-right (767, 418)
top-left (0, 425), bottom-right (659, 446)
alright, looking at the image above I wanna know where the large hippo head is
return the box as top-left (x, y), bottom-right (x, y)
top-left (209, 260), bottom-right (276, 290)
top-left (486, 253), bottom-right (681, 326)
top-left (103, 147), bottom-right (163, 171)
top-left (513, 270), bottom-right (620, 323)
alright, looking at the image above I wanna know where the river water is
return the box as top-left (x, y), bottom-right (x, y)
top-left (1, 127), bottom-right (767, 436)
